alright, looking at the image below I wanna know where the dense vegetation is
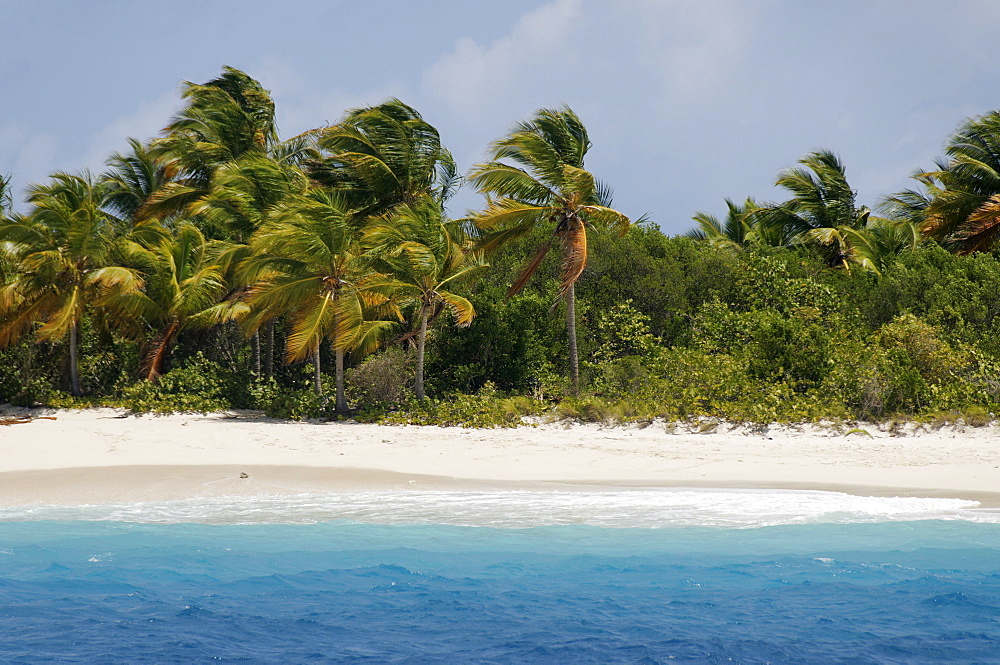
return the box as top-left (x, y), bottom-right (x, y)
top-left (2, 68), bottom-right (999, 426)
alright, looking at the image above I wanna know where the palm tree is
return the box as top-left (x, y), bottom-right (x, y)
top-left (145, 67), bottom-right (279, 227)
top-left (366, 195), bottom-right (486, 399)
top-left (760, 150), bottom-right (883, 270)
top-left (0, 172), bottom-right (141, 395)
top-left (190, 151), bottom-right (313, 375)
top-left (687, 197), bottom-right (793, 248)
top-left (885, 111), bottom-right (1000, 253)
top-left (308, 99), bottom-right (457, 217)
top-left (102, 138), bottom-right (178, 229)
top-left (112, 223), bottom-right (246, 381)
top-left (241, 189), bottom-right (397, 411)
top-left (0, 173), bottom-right (12, 218)
top-left (144, 68), bottom-right (315, 377)
top-left (468, 106), bottom-right (632, 396)
top-left (0, 174), bottom-right (13, 281)
top-left (190, 152), bottom-right (310, 243)
top-left (841, 218), bottom-right (923, 273)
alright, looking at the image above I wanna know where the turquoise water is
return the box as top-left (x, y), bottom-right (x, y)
top-left (2, 490), bottom-right (1000, 663)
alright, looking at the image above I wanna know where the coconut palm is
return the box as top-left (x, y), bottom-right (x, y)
top-left (366, 195), bottom-right (486, 399)
top-left (757, 150), bottom-right (884, 270)
top-left (885, 112), bottom-right (1000, 253)
top-left (687, 197), bottom-right (793, 248)
top-left (143, 68), bottom-right (317, 376)
top-left (841, 218), bottom-right (923, 274)
top-left (880, 171), bottom-right (940, 228)
top-left (309, 99), bottom-right (457, 217)
top-left (241, 189), bottom-right (398, 410)
top-left (0, 172), bottom-right (141, 395)
top-left (191, 151), bottom-right (311, 243)
top-left (0, 173), bottom-right (12, 217)
top-left (102, 138), bottom-right (179, 230)
top-left (112, 223), bottom-right (246, 381)
top-left (189, 151), bottom-right (313, 375)
top-left (145, 67), bottom-right (279, 227)
top-left (0, 174), bottom-right (13, 281)
top-left (468, 106), bottom-right (632, 395)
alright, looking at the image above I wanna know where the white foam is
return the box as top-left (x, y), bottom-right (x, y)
top-left (2, 488), bottom-right (997, 527)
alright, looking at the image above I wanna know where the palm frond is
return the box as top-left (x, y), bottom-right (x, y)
top-left (956, 193), bottom-right (1000, 253)
top-left (556, 215), bottom-right (587, 299)
top-left (581, 205), bottom-right (631, 235)
top-left (507, 234), bottom-right (555, 299)
top-left (285, 294), bottom-right (333, 362)
top-left (467, 162), bottom-right (554, 203)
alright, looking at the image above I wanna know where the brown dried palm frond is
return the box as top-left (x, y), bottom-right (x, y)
top-left (956, 193), bottom-right (1000, 254)
top-left (555, 214), bottom-right (587, 299)
top-left (506, 233), bottom-right (555, 300)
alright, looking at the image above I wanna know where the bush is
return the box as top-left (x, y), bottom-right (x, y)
top-left (370, 382), bottom-right (546, 428)
top-left (346, 347), bottom-right (414, 406)
top-left (258, 385), bottom-right (338, 420)
top-left (114, 353), bottom-right (235, 414)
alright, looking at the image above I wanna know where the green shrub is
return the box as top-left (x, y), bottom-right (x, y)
top-left (114, 353), bottom-right (234, 414)
top-left (874, 314), bottom-right (966, 384)
top-left (259, 385), bottom-right (338, 420)
top-left (371, 382), bottom-right (546, 428)
top-left (346, 347), bottom-right (414, 406)
top-left (589, 299), bottom-right (659, 364)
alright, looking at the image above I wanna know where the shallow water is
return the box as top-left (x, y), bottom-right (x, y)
top-left (2, 490), bottom-right (1000, 664)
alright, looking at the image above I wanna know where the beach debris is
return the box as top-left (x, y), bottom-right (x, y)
top-left (239, 472), bottom-right (249, 479)
top-left (0, 416), bottom-right (57, 426)
top-left (845, 428), bottom-right (873, 438)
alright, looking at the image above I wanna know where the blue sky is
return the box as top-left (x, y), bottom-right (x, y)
top-left (3, 0), bottom-right (1000, 235)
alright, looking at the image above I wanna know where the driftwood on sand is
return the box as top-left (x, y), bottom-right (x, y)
top-left (0, 416), bottom-right (57, 426)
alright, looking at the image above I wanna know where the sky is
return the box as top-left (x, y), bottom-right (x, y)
top-left (3, 0), bottom-right (1000, 235)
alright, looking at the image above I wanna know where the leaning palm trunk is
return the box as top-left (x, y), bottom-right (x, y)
top-left (565, 284), bottom-right (579, 397)
top-left (145, 321), bottom-right (181, 382)
top-left (68, 322), bottom-right (81, 397)
top-left (415, 304), bottom-right (429, 400)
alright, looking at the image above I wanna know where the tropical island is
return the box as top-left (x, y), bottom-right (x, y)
top-left (1, 66), bottom-right (998, 431)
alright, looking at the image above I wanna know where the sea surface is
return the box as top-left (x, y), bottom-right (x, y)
top-left (3, 488), bottom-right (1000, 664)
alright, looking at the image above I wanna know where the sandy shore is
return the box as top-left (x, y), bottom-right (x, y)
top-left (1, 408), bottom-right (1000, 506)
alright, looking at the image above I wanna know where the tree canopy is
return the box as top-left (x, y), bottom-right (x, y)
top-left (0, 66), bottom-right (998, 426)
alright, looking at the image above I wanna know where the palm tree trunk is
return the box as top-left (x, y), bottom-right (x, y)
top-left (312, 344), bottom-right (322, 397)
top-left (415, 304), bottom-right (429, 400)
top-left (566, 283), bottom-right (579, 397)
top-left (263, 319), bottom-right (274, 380)
top-left (335, 348), bottom-right (347, 411)
top-left (146, 321), bottom-right (180, 383)
top-left (251, 332), bottom-right (261, 376)
top-left (68, 321), bottom-right (81, 397)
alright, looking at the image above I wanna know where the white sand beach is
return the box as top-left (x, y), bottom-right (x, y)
top-left (1, 408), bottom-right (999, 507)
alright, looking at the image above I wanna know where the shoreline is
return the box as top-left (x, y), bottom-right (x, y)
top-left (4, 465), bottom-right (1000, 509)
top-left (2, 408), bottom-right (1000, 508)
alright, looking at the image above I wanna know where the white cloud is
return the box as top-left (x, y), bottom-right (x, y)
top-left (0, 122), bottom-right (58, 203)
top-left (255, 56), bottom-right (307, 99)
top-left (83, 89), bottom-right (182, 168)
top-left (421, 0), bottom-right (583, 117)
top-left (275, 81), bottom-right (411, 140)
top-left (637, 0), bottom-right (748, 98)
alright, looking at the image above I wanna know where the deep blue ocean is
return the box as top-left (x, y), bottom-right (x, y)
top-left (3, 489), bottom-right (1000, 664)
